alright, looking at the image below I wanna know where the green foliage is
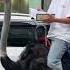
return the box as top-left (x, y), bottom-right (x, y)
top-left (0, 3), bottom-right (4, 12)
top-left (12, 0), bottom-right (29, 13)
top-left (0, 0), bottom-right (29, 13)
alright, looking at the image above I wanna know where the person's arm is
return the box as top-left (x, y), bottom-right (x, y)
top-left (54, 17), bottom-right (70, 24)
top-left (42, 14), bottom-right (70, 24)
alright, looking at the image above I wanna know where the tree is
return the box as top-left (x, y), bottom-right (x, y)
top-left (0, 0), bottom-right (11, 58)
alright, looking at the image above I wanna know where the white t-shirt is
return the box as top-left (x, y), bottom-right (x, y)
top-left (47, 0), bottom-right (70, 43)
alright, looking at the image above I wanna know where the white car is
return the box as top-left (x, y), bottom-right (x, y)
top-left (0, 12), bottom-right (31, 22)
top-left (0, 13), bottom-right (31, 70)
top-left (0, 12), bottom-right (48, 47)
top-left (0, 12), bottom-right (35, 47)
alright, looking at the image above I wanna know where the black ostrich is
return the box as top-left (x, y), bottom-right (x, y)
top-left (1, 42), bottom-right (51, 70)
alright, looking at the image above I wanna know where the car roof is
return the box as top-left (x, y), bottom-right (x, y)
top-left (0, 12), bottom-right (32, 22)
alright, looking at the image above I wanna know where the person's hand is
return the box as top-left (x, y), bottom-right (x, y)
top-left (42, 14), bottom-right (55, 23)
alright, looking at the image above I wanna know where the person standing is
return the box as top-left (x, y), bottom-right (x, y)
top-left (42, 0), bottom-right (70, 70)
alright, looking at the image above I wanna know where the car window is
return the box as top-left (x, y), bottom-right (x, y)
top-left (0, 21), bottom-right (36, 47)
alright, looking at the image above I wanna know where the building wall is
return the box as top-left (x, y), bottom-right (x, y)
top-left (29, 0), bottom-right (51, 12)
top-left (29, 0), bottom-right (41, 8)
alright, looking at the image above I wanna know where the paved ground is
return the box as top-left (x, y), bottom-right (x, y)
top-left (0, 47), bottom-right (26, 70)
